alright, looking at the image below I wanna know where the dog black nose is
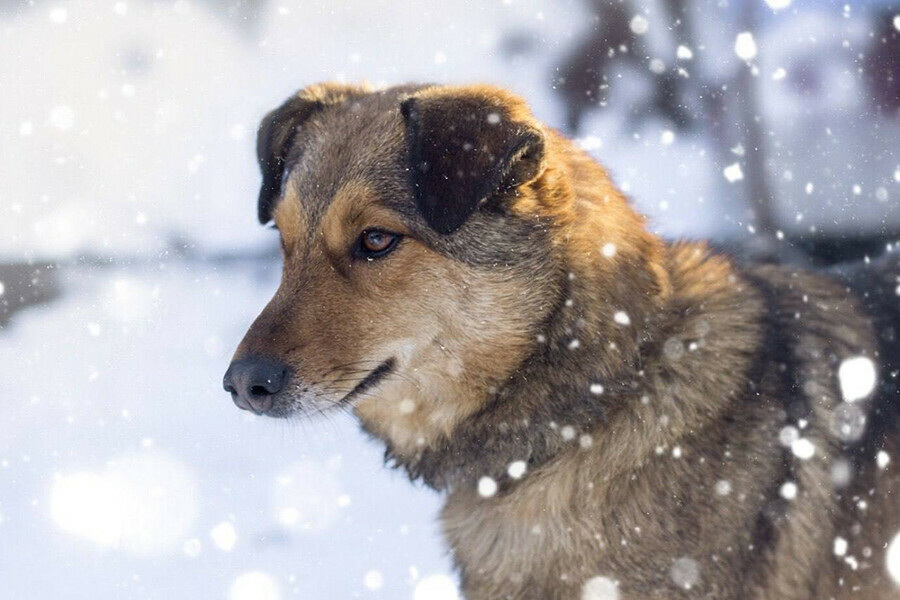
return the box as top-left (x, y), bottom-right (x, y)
top-left (223, 357), bottom-right (288, 414)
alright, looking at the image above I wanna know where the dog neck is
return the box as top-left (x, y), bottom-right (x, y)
top-left (382, 149), bottom-right (679, 493)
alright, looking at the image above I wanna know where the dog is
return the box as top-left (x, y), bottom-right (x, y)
top-left (223, 82), bottom-right (900, 599)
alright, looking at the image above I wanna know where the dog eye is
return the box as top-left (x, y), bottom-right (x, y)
top-left (356, 230), bottom-right (401, 260)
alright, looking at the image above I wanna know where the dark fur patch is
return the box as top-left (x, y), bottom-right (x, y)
top-left (256, 95), bottom-right (323, 224)
top-left (401, 93), bottom-right (544, 234)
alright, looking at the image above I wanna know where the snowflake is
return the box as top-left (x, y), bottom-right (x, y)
top-left (211, 521), bottom-right (238, 551)
top-left (884, 533), bottom-right (900, 588)
top-left (765, 0), bottom-right (792, 10)
top-left (734, 32), bottom-right (757, 61)
top-left (364, 570), bottom-right (384, 591)
top-left (670, 556), bottom-right (700, 590)
top-left (629, 15), bottom-right (648, 35)
top-left (780, 481), bottom-right (798, 500)
top-left (723, 162), bottom-right (744, 183)
top-left (507, 461), bottom-right (527, 479)
top-left (838, 356), bottom-right (877, 402)
top-left (229, 571), bottom-right (280, 600)
top-left (477, 476), bottom-right (498, 498)
top-left (581, 576), bottom-right (619, 600)
top-left (791, 438), bottom-right (815, 460)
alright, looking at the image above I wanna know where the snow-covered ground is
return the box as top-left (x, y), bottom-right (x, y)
top-left (0, 262), bottom-right (455, 599)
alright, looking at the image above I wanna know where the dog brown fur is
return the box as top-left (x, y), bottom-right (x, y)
top-left (228, 82), bottom-right (900, 599)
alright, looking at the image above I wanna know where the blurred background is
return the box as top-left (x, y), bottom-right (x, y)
top-left (0, 0), bottom-right (897, 598)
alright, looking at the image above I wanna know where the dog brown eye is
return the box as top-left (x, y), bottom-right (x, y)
top-left (357, 230), bottom-right (401, 259)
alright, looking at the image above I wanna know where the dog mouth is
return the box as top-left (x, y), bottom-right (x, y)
top-left (338, 357), bottom-right (396, 405)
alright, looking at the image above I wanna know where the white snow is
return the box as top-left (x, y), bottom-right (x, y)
top-left (183, 537), bottom-right (202, 558)
top-left (887, 532), bottom-right (900, 584)
top-left (791, 438), bottom-right (816, 460)
top-left (581, 575), bottom-right (619, 600)
top-left (734, 32), bottom-right (758, 61)
top-left (723, 163), bottom-right (744, 183)
top-left (601, 243), bottom-right (617, 258)
top-left (878, 451), bottom-right (891, 470)
top-left (613, 311), bottom-right (631, 326)
top-left (590, 383), bottom-right (604, 395)
top-left (478, 476), bottom-right (498, 498)
top-left (676, 46), bottom-right (693, 60)
top-left (508, 461), bottom-right (527, 480)
top-left (50, 450), bottom-right (198, 556)
top-left (669, 556), bottom-right (699, 590)
top-left (833, 537), bottom-right (848, 557)
top-left (629, 15), bottom-right (649, 36)
top-left (229, 571), bottom-right (281, 600)
top-left (48, 7), bottom-right (68, 23)
top-left (413, 574), bottom-right (460, 600)
top-left (779, 426), bottom-right (800, 447)
top-left (363, 569), bottom-right (384, 591)
top-left (714, 480), bottom-right (732, 496)
top-left (210, 521), bottom-right (238, 552)
top-left (838, 356), bottom-right (877, 403)
top-left (765, 0), bottom-right (792, 10)
top-left (272, 460), bottom-right (344, 533)
top-left (780, 481), bottom-right (798, 500)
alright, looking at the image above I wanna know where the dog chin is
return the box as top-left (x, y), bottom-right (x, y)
top-left (261, 389), bottom-right (346, 419)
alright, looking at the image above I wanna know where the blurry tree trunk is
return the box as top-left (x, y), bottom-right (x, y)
top-left (733, 0), bottom-right (779, 242)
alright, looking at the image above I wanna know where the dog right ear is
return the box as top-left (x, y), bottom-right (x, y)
top-left (256, 83), bottom-right (368, 224)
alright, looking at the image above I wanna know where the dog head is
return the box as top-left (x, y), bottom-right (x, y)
top-left (224, 82), bottom-right (664, 456)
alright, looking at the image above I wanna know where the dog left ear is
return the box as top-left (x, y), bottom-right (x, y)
top-left (400, 91), bottom-right (546, 234)
top-left (257, 83), bottom-right (369, 224)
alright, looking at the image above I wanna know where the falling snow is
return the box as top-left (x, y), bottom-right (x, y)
top-left (838, 356), bottom-right (878, 403)
top-left (613, 311), bottom-right (631, 326)
top-left (629, 14), bottom-right (648, 35)
top-left (478, 476), bottom-right (498, 498)
top-left (723, 162), bottom-right (744, 183)
top-left (670, 557), bottom-right (700, 590)
top-left (601, 243), bottom-right (617, 258)
top-left (229, 571), bottom-right (280, 600)
top-left (734, 32), bottom-right (758, 61)
top-left (581, 576), bottom-right (619, 600)
top-left (791, 438), bottom-right (816, 461)
top-left (508, 461), bottom-right (527, 479)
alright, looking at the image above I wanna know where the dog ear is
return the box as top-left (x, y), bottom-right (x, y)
top-left (256, 83), bottom-right (368, 224)
top-left (400, 90), bottom-right (546, 234)
top-left (256, 95), bottom-right (321, 224)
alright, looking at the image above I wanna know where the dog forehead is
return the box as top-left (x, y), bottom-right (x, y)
top-left (282, 97), bottom-right (409, 228)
